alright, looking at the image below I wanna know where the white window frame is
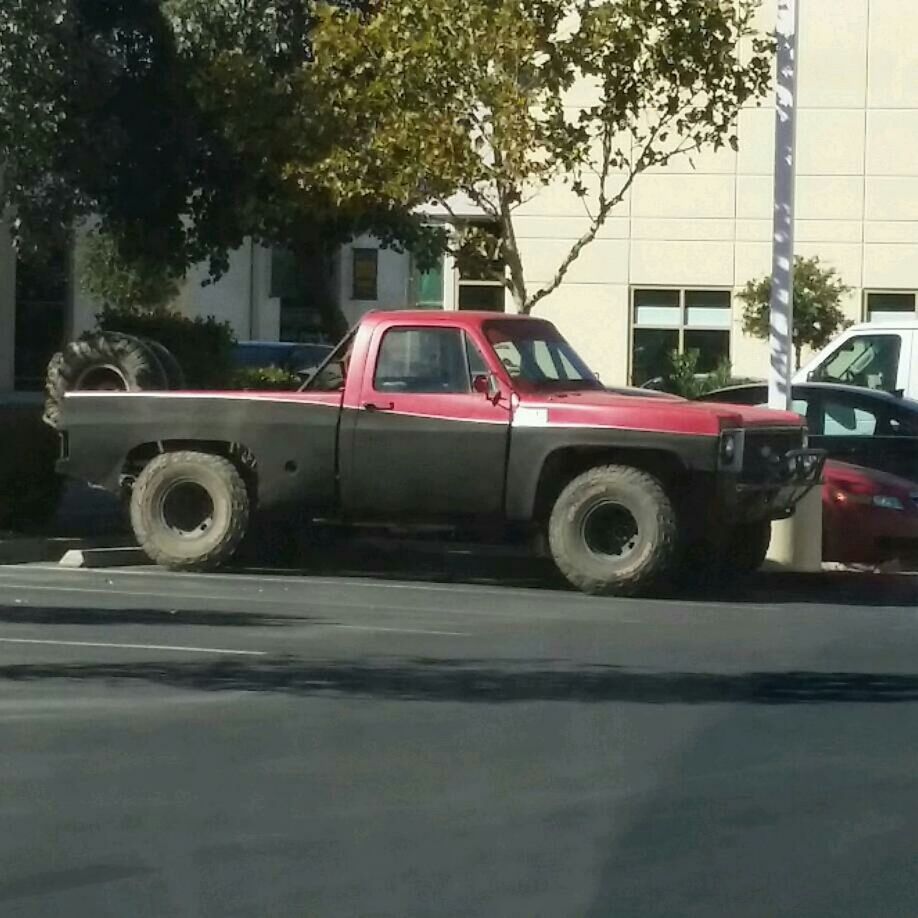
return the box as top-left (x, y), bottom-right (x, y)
top-left (629, 286), bottom-right (734, 384)
top-left (863, 289), bottom-right (918, 323)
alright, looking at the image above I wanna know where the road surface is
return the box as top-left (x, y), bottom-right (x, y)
top-left (1, 559), bottom-right (917, 917)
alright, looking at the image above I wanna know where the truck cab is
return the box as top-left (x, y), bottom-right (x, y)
top-left (796, 321), bottom-right (918, 399)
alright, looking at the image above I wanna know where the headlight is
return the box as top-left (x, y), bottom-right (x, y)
top-left (721, 435), bottom-right (736, 464)
top-left (872, 495), bottom-right (904, 511)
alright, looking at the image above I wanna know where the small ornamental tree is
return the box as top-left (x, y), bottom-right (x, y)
top-left (738, 256), bottom-right (853, 369)
top-left (299, 0), bottom-right (775, 312)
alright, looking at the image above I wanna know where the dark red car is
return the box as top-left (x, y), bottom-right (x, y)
top-left (823, 460), bottom-right (918, 565)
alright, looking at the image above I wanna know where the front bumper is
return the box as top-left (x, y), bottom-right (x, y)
top-left (732, 448), bottom-right (827, 521)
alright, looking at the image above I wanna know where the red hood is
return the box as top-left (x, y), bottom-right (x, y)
top-left (825, 460), bottom-right (918, 496)
top-left (515, 389), bottom-right (804, 436)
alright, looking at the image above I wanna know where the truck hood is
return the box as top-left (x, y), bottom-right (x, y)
top-left (515, 389), bottom-right (804, 435)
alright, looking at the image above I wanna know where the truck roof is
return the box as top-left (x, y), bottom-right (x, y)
top-left (360, 310), bottom-right (543, 330)
top-left (845, 319), bottom-right (918, 332)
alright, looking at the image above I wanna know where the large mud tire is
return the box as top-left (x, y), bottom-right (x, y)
top-left (722, 520), bottom-right (772, 575)
top-left (548, 464), bottom-right (677, 596)
top-left (140, 338), bottom-right (186, 390)
top-left (43, 332), bottom-right (167, 429)
top-left (130, 451), bottom-right (250, 571)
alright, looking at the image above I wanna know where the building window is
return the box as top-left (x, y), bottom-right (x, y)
top-left (409, 255), bottom-right (444, 309)
top-left (630, 288), bottom-right (731, 386)
top-left (456, 221), bottom-right (505, 312)
top-left (866, 291), bottom-right (917, 324)
top-left (351, 248), bottom-right (378, 300)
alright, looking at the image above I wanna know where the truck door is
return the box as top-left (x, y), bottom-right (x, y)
top-left (343, 324), bottom-right (511, 518)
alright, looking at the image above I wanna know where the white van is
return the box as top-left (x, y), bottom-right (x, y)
top-left (795, 321), bottom-right (918, 400)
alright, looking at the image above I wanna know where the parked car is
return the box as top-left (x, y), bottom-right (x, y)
top-left (232, 341), bottom-right (333, 377)
top-left (55, 311), bottom-right (823, 596)
top-left (795, 319), bottom-right (918, 399)
top-left (823, 460), bottom-right (918, 566)
top-left (696, 382), bottom-right (918, 481)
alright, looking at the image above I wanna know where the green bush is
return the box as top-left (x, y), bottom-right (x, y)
top-left (658, 350), bottom-right (754, 399)
top-left (0, 404), bottom-right (63, 533)
top-left (96, 306), bottom-right (237, 389)
top-left (230, 366), bottom-right (300, 391)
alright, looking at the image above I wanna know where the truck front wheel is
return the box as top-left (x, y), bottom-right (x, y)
top-left (548, 464), bottom-right (677, 596)
top-left (722, 520), bottom-right (772, 574)
top-left (130, 451), bottom-right (250, 571)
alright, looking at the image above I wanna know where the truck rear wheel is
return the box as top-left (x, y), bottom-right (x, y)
top-left (548, 464), bottom-right (677, 596)
top-left (130, 451), bottom-right (250, 571)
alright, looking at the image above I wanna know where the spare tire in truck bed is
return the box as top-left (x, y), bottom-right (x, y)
top-left (43, 332), bottom-right (169, 429)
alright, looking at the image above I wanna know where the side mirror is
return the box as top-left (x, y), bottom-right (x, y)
top-left (806, 371), bottom-right (815, 382)
top-left (472, 373), bottom-right (500, 401)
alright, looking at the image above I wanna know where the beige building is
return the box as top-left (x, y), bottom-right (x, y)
top-left (2, 0), bottom-right (917, 392)
top-left (339, 0), bottom-right (918, 385)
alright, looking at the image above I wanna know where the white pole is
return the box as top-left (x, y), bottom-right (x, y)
top-left (768, 0), bottom-right (800, 411)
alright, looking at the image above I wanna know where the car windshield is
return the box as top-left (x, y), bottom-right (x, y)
top-left (483, 319), bottom-right (601, 392)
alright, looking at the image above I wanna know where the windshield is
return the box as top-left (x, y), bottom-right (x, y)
top-left (483, 319), bottom-right (601, 392)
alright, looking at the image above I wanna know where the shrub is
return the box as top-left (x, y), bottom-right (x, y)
top-left (96, 306), bottom-right (237, 389)
top-left (658, 351), bottom-right (754, 399)
top-left (0, 403), bottom-right (63, 532)
top-left (738, 255), bottom-right (853, 370)
top-left (230, 366), bottom-right (300, 391)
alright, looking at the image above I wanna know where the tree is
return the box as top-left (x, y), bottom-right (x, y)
top-left (297, 0), bottom-right (775, 312)
top-left (0, 0), bottom-right (438, 335)
top-left (738, 256), bottom-right (853, 369)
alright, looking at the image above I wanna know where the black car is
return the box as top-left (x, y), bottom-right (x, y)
top-left (697, 382), bottom-right (918, 481)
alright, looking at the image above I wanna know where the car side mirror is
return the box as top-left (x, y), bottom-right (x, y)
top-left (472, 373), bottom-right (500, 401)
top-left (806, 371), bottom-right (815, 382)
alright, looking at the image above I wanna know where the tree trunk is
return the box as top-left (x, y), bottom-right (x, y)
top-left (498, 189), bottom-right (529, 314)
top-left (794, 343), bottom-right (803, 371)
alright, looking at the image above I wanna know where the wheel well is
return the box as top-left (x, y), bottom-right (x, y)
top-left (122, 440), bottom-right (257, 495)
top-left (533, 447), bottom-right (686, 522)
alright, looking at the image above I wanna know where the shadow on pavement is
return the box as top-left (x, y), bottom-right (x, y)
top-left (3, 657), bottom-right (918, 704)
top-left (236, 542), bottom-right (918, 607)
top-left (0, 605), bottom-right (314, 629)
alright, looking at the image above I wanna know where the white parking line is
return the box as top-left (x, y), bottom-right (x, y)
top-left (0, 638), bottom-right (266, 656)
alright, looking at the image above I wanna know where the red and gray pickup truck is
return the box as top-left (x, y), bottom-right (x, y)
top-left (57, 310), bottom-right (823, 594)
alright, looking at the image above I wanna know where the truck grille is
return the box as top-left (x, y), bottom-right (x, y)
top-left (741, 429), bottom-right (806, 483)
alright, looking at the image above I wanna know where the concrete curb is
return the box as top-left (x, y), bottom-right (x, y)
top-left (0, 535), bottom-right (133, 565)
top-left (0, 537), bottom-right (89, 565)
top-left (59, 547), bottom-right (149, 569)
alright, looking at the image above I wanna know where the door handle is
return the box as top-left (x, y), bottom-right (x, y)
top-left (363, 401), bottom-right (395, 412)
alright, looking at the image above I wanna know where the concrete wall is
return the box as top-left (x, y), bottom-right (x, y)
top-left (70, 231), bottom-right (280, 343)
top-left (7, 0), bottom-right (918, 389)
top-left (368, 0), bottom-right (918, 386)
top-left (337, 234), bottom-right (413, 327)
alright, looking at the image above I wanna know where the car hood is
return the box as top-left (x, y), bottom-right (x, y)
top-left (515, 389), bottom-right (804, 435)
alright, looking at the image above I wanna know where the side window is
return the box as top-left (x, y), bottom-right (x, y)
top-left (465, 335), bottom-right (490, 379)
top-left (374, 328), bottom-right (470, 394)
top-left (812, 335), bottom-right (901, 392)
top-left (822, 397), bottom-right (879, 437)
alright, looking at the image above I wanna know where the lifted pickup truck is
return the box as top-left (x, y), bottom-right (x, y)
top-left (57, 311), bottom-right (823, 594)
